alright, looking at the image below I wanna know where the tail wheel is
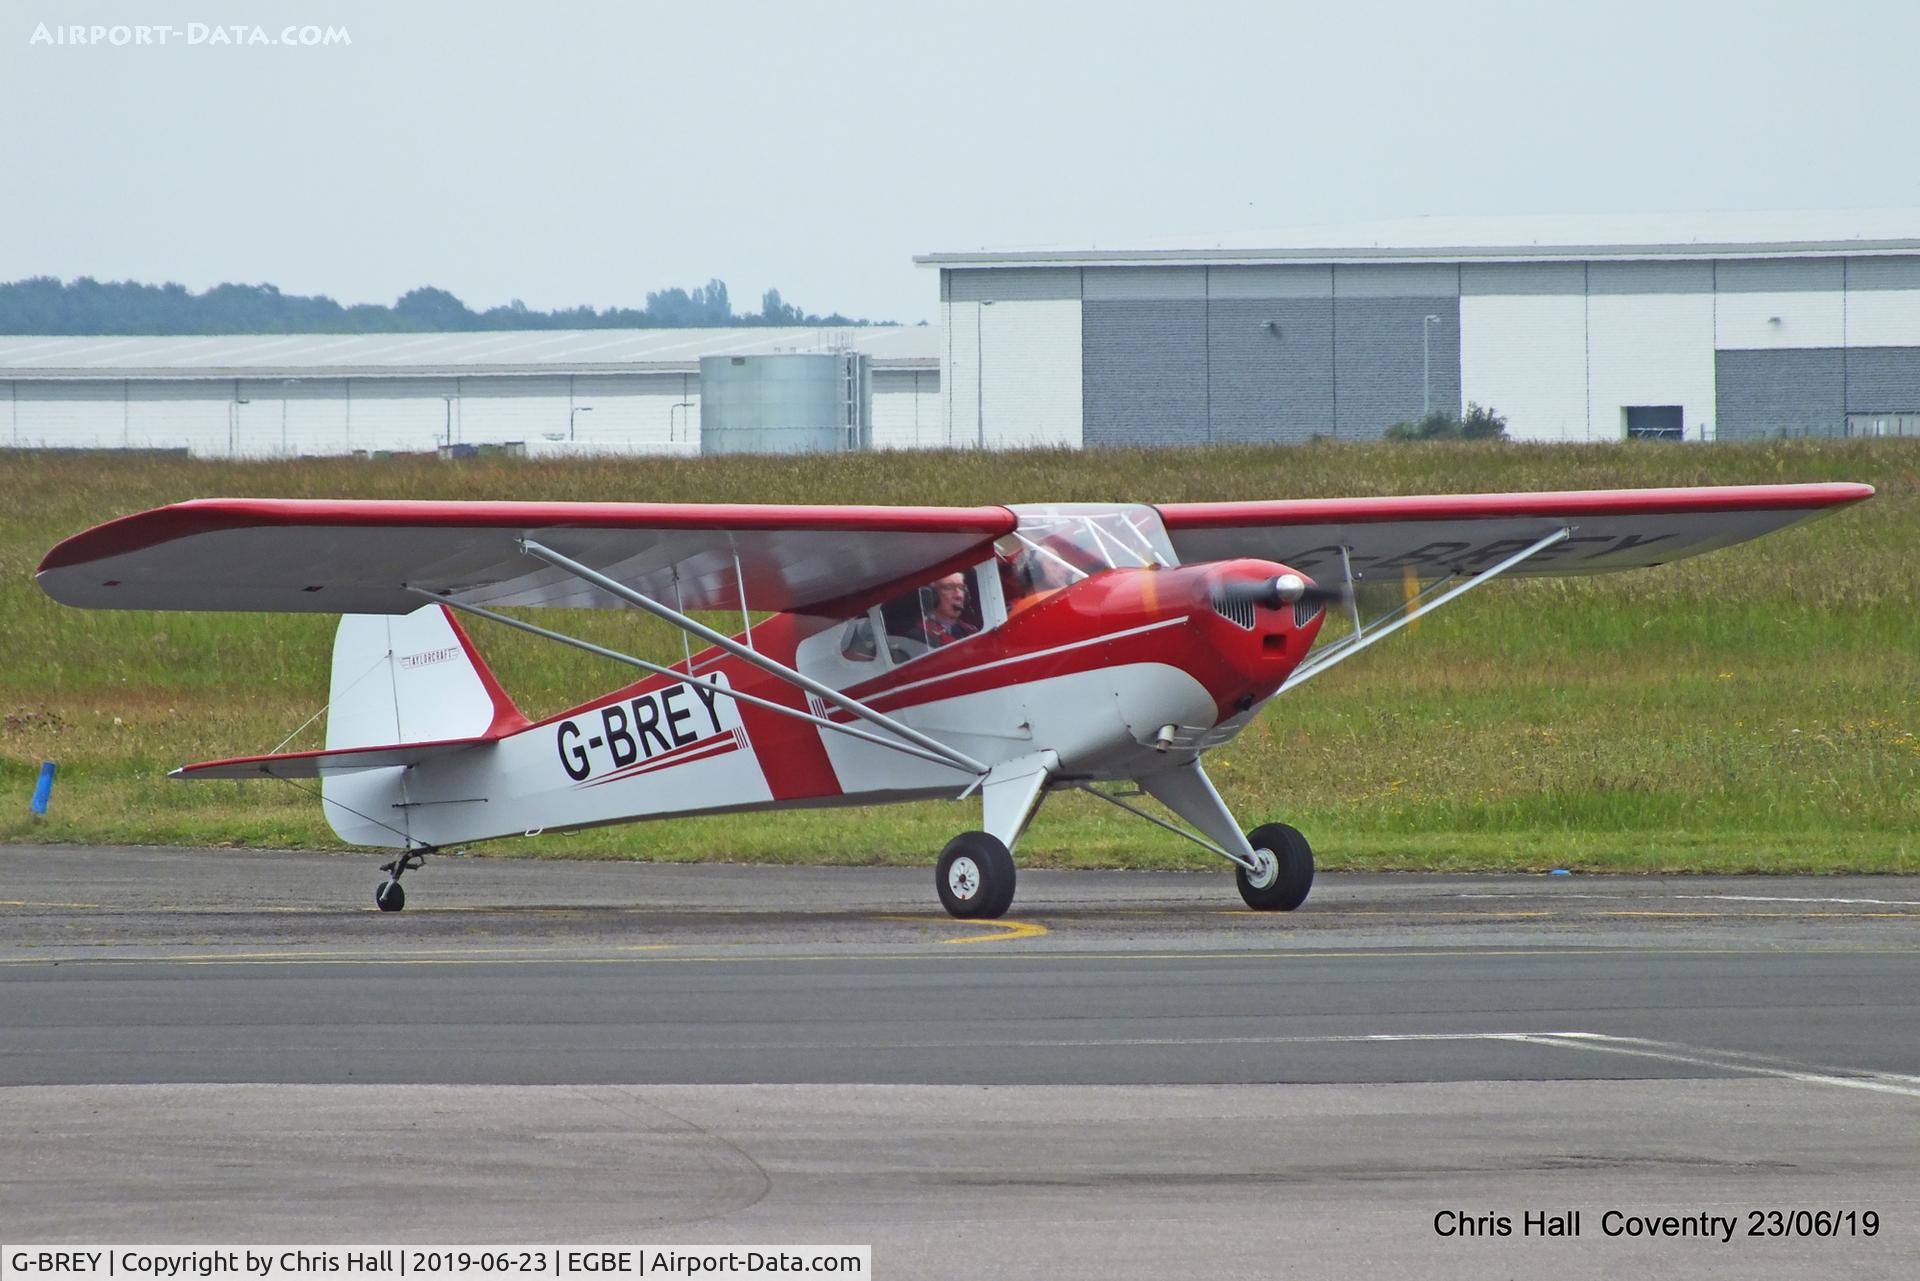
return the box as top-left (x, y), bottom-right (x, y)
top-left (1238, 823), bottom-right (1314, 911)
top-left (936, 831), bottom-right (1016, 920)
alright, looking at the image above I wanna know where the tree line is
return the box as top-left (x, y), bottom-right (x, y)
top-left (0, 277), bottom-right (878, 334)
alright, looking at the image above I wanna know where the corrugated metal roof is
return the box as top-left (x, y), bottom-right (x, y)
top-left (918, 209), bottom-right (1920, 268)
top-left (0, 325), bottom-right (941, 378)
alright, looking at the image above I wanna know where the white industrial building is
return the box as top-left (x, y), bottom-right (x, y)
top-left (919, 211), bottom-right (1920, 447)
top-left (8, 212), bottom-right (1920, 457)
top-left (0, 326), bottom-right (941, 456)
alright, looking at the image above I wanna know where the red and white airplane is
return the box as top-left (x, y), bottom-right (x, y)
top-left (37, 481), bottom-right (1870, 918)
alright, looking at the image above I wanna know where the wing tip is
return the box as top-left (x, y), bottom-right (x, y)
top-left (38, 500), bottom-right (231, 576)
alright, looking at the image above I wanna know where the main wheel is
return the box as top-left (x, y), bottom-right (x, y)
top-left (1237, 822), bottom-right (1313, 911)
top-left (374, 880), bottom-right (406, 912)
top-left (936, 831), bottom-right (1016, 920)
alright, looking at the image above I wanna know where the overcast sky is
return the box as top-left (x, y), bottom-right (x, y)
top-left (3, 0), bottom-right (1917, 324)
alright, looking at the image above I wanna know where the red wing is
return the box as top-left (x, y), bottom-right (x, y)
top-left (38, 498), bottom-right (1017, 615)
top-left (1157, 483), bottom-right (1872, 579)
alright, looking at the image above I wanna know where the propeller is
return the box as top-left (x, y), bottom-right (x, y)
top-left (1213, 565), bottom-right (1444, 636)
top-left (1212, 572), bottom-right (1352, 613)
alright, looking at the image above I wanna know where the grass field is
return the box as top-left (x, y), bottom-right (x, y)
top-left (1, 439), bottom-right (1915, 873)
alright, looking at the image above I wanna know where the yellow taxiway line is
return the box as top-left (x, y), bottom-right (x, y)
top-left (943, 918), bottom-right (1049, 944)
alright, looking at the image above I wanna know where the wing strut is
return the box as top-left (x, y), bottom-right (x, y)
top-left (1280, 527), bottom-right (1573, 694)
top-left (411, 589), bottom-right (979, 775)
top-left (514, 539), bottom-right (990, 776)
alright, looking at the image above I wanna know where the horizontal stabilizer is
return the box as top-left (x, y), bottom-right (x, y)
top-left (173, 735), bottom-right (500, 780)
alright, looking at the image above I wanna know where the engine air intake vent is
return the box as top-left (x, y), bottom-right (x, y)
top-left (1293, 598), bottom-right (1324, 629)
top-left (1212, 593), bottom-right (1256, 630)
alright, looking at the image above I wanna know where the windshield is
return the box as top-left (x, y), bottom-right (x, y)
top-left (999, 504), bottom-right (1176, 611)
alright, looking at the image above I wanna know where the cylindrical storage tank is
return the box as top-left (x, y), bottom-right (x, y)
top-left (700, 353), bottom-right (850, 455)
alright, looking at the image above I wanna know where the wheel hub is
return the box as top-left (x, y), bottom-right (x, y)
top-left (1245, 847), bottom-right (1279, 890)
top-left (947, 855), bottom-right (981, 900)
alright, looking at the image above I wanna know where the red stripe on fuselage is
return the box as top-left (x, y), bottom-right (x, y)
top-left (579, 732), bottom-right (743, 789)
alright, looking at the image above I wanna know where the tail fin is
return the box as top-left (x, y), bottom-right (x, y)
top-left (322, 604), bottom-right (526, 845)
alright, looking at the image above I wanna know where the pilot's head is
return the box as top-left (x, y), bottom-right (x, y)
top-left (931, 572), bottom-right (968, 620)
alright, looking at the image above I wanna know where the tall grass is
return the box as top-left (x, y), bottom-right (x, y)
top-left (1, 440), bottom-right (1914, 870)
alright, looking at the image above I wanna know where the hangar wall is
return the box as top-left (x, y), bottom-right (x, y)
top-left (2, 327), bottom-right (939, 457)
top-left (937, 248), bottom-right (1920, 446)
top-left (1585, 262), bottom-right (1718, 442)
top-left (943, 269), bottom-right (1081, 448)
top-left (2, 368), bottom-right (937, 456)
top-left (1710, 257), bottom-right (1920, 440)
top-left (946, 264), bottom-right (1463, 448)
top-left (14, 368), bottom-right (962, 456)
top-left (1460, 264), bottom-right (1586, 442)
top-left (2, 372), bottom-right (705, 455)
top-left (868, 368), bottom-right (942, 449)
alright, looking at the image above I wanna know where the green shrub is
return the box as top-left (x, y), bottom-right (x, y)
top-left (1387, 402), bottom-right (1509, 442)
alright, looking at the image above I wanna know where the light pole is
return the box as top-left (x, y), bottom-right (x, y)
top-left (227, 384), bottom-right (250, 457)
top-left (569, 405), bottom-right (593, 441)
top-left (1422, 314), bottom-right (1441, 418)
top-left (441, 395), bottom-right (457, 447)
top-left (975, 300), bottom-right (993, 448)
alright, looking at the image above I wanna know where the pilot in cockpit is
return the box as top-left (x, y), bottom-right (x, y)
top-left (919, 572), bottom-right (978, 648)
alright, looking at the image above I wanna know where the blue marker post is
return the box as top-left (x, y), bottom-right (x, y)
top-left (30, 761), bottom-right (57, 818)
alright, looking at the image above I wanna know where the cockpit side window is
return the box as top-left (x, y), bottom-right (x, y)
top-left (879, 567), bottom-right (982, 664)
top-left (838, 613), bottom-right (880, 663)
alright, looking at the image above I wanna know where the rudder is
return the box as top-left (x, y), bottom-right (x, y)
top-left (322, 604), bottom-right (525, 845)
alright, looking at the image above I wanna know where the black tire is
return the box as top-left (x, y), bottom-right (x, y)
top-left (936, 831), bottom-right (1016, 920)
top-left (1237, 823), bottom-right (1313, 911)
top-left (374, 880), bottom-right (406, 913)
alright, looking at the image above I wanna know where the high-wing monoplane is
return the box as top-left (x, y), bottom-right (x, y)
top-left (37, 482), bottom-right (1871, 917)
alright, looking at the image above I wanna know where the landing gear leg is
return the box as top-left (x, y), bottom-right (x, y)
top-left (375, 847), bottom-right (429, 912)
top-left (1138, 761), bottom-right (1315, 912)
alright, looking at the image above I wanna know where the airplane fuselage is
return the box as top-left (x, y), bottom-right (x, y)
top-left (340, 559), bottom-right (1323, 849)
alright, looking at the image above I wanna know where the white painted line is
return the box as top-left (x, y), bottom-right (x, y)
top-left (475, 1031), bottom-right (1586, 1055)
top-left (1505, 1032), bottom-right (1920, 1100)
top-left (1667, 895), bottom-right (1920, 907)
top-left (1453, 891), bottom-right (1920, 907)
top-left (546, 1031), bottom-right (1920, 1101)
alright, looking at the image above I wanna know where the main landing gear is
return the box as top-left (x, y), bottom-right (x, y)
top-left (932, 751), bottom-right (1056, 920)
top-left (1236, 822), bottom-right (1315, 911)
top-left (1067, 759), bottom-right (1315, 915)
top-left (937, 831), bottom-right (1016, 919)
top-left (374, 847), bottom-right (430, 912)
top-left (931, 751), bottom-right (1316, 919)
